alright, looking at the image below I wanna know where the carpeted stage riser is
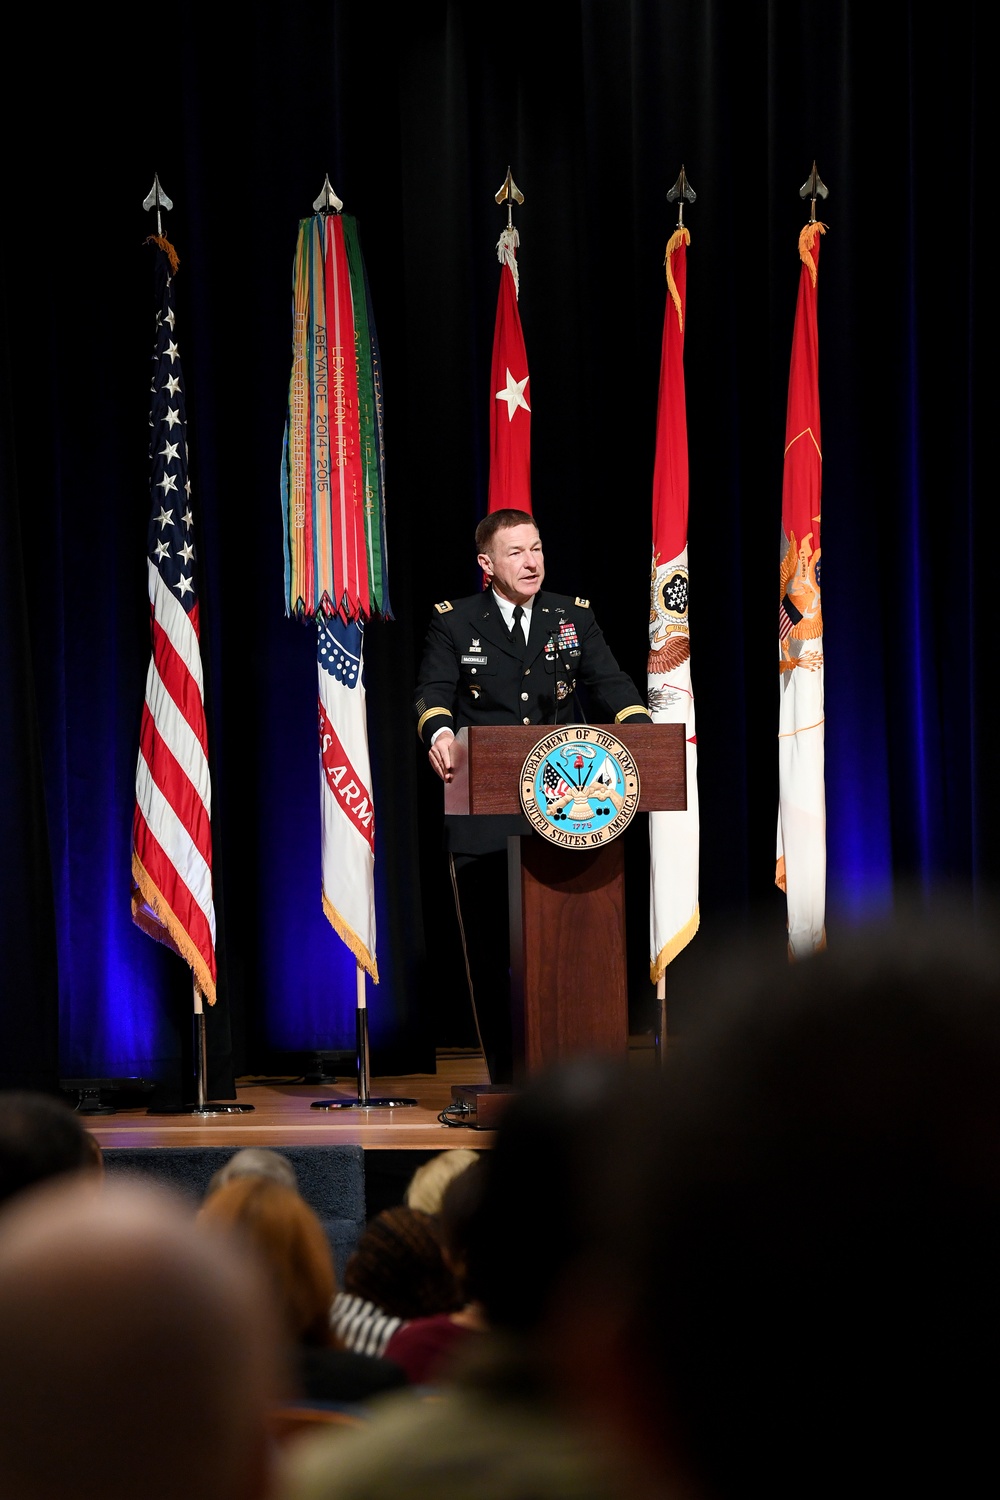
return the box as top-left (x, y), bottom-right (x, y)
top-left (103, 1146), bottom-right (365, 1278)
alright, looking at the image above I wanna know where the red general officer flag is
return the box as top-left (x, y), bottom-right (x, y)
top-left (488, 227), bottom-right (531, 513)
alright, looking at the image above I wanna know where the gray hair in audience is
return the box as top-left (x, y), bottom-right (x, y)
top-left (206, 1146), bottom-right (298, 1198)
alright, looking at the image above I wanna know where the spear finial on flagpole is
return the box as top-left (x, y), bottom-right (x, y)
top-left (799, 161), bottom-right (829, 223)
top-left (667, 165), bottom-right (696, 229)
top-left (313, 173), bottom-right (344, 215)
top-left (495, 165), bottom-right (524, 232)
top-left (142, 175), bottom-right (173, 238)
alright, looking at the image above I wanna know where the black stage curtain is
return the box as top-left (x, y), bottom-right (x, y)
top-left (0, 2), bottom-right (988, 1088)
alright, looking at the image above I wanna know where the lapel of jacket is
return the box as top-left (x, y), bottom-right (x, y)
top-left (524, 592), bottom-right (562, 669)
top-left (471, 591), bottom-right (522, 661)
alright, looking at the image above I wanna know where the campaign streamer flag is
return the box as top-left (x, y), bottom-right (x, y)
top-left (280, 209), bottom-right (390, 974)
top-left (488, 226), bottom-right (531, 513)
top-left (131, 236), bottom-right (217, 1002)
top-left (776, 221), bottom-right (827, 957)
top-left (280, 213), bottom-right (391, 622)
top-left (318, 615), bottom-right (378, 978)
top-left (647, 229), bottom-right (699, 979)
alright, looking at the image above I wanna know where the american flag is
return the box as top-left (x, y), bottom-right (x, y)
top-left (131, 238), bottom-right (217, 1003)
top-left (542, 762), bottom-right (570, 802)
top-left (778, 591), bottom-right (803, 642)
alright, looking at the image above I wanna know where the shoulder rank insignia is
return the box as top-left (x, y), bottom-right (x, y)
top-left (575, 596), bottom-right (590, 609)
top-left (434, 600), bottom-right (454, 614)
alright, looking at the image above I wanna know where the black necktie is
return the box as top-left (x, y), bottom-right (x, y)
top-left (509, 605), bottom-right (526, 656)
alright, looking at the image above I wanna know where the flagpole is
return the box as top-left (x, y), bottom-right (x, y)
top-left (294, 177), bottom-right (414, 1113)
top-left (495, 165), bottom-right (524, 231)
top-left (487, 167), bottom-right (530, 523)
top-left (188, 978), bottom-right (254, 1116)
top-left (311, 962), bottom-right (417, 1111)
top-left (655, 976), bottom-right (667, 1067)
top-left (651, 166), bottom-right (698, 1070)
top-left (136, 179), bottom-right (252, 1118)
top-left (800, 160), bottom-right (829, 224)
top-left (776, 164), bottom-right (828, 958)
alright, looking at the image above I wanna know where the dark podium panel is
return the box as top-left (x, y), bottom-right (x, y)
top-left (445, 725), bottom-right (686, 1075)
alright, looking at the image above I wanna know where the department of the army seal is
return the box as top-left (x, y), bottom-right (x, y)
top-left (519, 726), bottom-right (640, 849)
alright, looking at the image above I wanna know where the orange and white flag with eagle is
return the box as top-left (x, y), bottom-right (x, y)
top-left (648, 229), bottom-right (699, 978)
top-left (776, 221), bottom-right (826, 956)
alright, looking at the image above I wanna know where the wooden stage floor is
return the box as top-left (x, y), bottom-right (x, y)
top-left (84, 1050), bottom-right (493, 1152)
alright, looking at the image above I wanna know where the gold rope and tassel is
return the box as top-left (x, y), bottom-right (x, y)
top-left (798, 221), bottom-right (827, 288)
top-left (144, 234), bottom-right (180, 274)
top-left (664, 227), bottom-right (691, 331)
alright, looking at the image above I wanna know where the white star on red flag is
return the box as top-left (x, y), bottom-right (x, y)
top-left (495, 367), bottom-right (530, 422)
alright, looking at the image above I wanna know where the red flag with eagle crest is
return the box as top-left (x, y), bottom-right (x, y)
top-left (776, 221), bottom-right (827, 956)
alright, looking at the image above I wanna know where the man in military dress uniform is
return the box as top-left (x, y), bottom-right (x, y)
top-left (414, 509), bottom-right (650, 1082)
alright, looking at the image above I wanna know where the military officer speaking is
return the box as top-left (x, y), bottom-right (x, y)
top-left (414, 509), bottom-right (651, 1083)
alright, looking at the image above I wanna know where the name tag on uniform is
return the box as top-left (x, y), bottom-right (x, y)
top-left (461, 654), bottom-right (488, 666)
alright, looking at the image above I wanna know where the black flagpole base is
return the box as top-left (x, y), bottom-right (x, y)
top-left (309, 1002), bottom-right (417, 1110)
top-left (310, 1094), bottom-right (417, 1110)
top-left (148, 1101), bottom-right (256, 1115)
top-left (147, 1006), bottom-right (256, 1113)
top-left (185, 1101), bottom-right (256, 1115)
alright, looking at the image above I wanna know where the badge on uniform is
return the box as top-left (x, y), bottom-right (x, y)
top-left (558, 621), bottom-right (579, 649)
top-left (461, 654), bottom-right (487, 666)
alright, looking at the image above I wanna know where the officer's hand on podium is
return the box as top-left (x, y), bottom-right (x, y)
top-left (429, 729), bottom-right (456, 783)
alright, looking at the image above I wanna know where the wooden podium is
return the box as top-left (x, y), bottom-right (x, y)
top-left (444, 724), bottom-right (686, 1075)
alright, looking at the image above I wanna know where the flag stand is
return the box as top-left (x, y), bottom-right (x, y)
top-left (186, 979), bottom-right (254, 1116)
top-left (654, 975), bottom-right (668, 1067)
top-left (311, 965), bottom-right (416, 1110)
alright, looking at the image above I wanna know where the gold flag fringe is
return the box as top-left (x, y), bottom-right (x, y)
top-left (664, 227), bottom-right (691, 331)
top-left (322, 892), bottom-right (380, 983)
top-left (145, 235), bottom-right (180, 274)
top-left (798, 221), bottom-right (827, 288)
top-left (131, 851), bottom-right (216, 1004)
top-left (650, 905), bottom-right (700, 982)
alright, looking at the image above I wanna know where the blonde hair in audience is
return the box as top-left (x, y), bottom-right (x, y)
top-left (199, 1176), bottom-right (337, 1347)
top-left (405, 1149), bottom-right (479, 1215)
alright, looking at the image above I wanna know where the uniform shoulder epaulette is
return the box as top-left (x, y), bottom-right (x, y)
top-left (574, 596), bottom-right (590, 609)
top-left (434, 600), bottom-right (454, 614)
